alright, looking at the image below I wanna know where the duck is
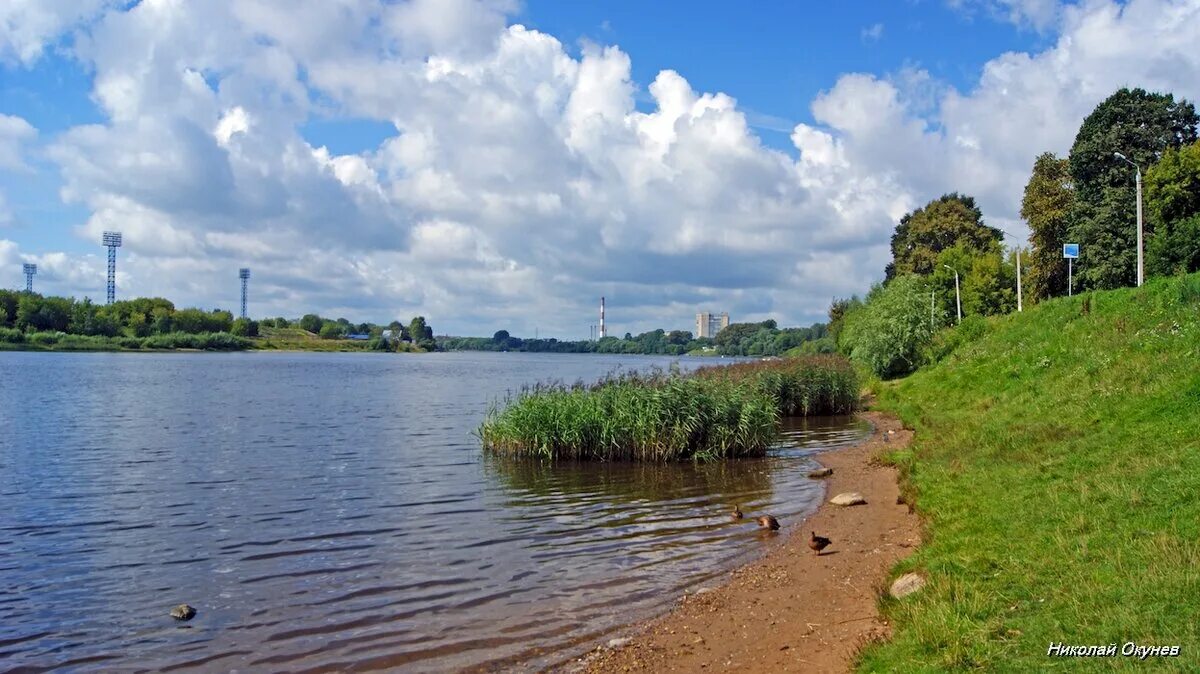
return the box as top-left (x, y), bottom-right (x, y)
top-left (808, 531), bottom-right (832, 555)
top-left (731, 505), bottom-right (744, 520)
top-left (757, 515), bottom-right (780, 530)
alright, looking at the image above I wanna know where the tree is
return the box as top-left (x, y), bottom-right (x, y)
top-left (231, 318), bottom-right (259, 337)
top-left (299, 314), bottom-right (323, 334)
top-left (1021, 152), bottom-right (1074, 302)
top-left (886, 193), bottom-right (1001, 278)
top-left (840, 275), bottom-right (936, 379)
top-left (493, 329), bottom-right (510, 343)
top-left (1145, 141), bottom-right (1200, 275)
top-left (409, 316), bottom-right (435, 350)
top-left (666, 330), bottom-right (693, 346)
top-left (1067, 88), bottom-right (1199, 289)
top-left (827, 297), bottom-right (861, 344)
top-left (0, 290), bottom-right (18, 326)
top-left (319, 322), bottom-right (344, 339)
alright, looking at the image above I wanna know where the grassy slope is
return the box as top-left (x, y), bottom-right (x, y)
top-left (860, 273), bottom-right (1200, 672)
top-left (253, 326), bottom-right (377, 351)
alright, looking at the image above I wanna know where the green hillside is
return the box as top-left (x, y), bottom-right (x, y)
top-left (860, 273), bottom-right (1200, 671)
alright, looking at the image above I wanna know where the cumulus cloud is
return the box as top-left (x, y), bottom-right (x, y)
top-left (6, 0), bottom-right (1200, 336)
top-left (0, 0), bottom-right (122, 65)
top-left (0, 114), bottom-right (36, 171)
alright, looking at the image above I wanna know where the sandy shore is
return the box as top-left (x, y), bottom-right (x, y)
top-left (575, 410), bottom-right (920, 674)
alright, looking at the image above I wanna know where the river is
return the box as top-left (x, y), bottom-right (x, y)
top-left (0, 351), bottom-right (867, 672)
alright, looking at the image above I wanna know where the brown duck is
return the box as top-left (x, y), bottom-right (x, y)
top-left (731, 505), bottom-right (744, 520)
top-left (809, 531), bottom-right (832, 555)
top-left (757, 515), bottom-right (780, 530)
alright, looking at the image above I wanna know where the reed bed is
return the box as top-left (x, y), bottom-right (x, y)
top-left (479, 356), bottom-right (859, 461)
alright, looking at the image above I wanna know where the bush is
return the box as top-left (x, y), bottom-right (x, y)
top-left (142, 332), bottom-right (249, 350)
top-left (841, 275), bottom-right (937, 379)
top-left (28, 331), bottom-right (63, 346)
top-left (0, 326), bottom-right (25, 343)
top-left (230, 318), bottom-right (259, 337)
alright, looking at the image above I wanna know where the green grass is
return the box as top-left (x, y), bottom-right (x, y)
top-left (479, 355), bottom-right (858, 461)
top-left (858, 272), bottom-right (1200, 672)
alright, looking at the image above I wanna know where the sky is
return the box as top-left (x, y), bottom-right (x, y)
top-left (1, 0), bottom-right (1199, 338)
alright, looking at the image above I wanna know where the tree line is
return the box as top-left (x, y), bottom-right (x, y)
top-left (833, 87), bottom-right (1200, 378)
top-left (0, 290), bottom-right (438, 352)
top-left (438, 321), bottom-right (831, 357)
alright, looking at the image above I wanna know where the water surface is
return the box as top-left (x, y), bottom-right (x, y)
top-left (0, 351), bottom-right (868, 672)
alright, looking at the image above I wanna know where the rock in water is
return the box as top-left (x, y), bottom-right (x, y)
top-left (890, 573), bottom-right (926, 599)
top-left (830, 492), bottom-right (867, 506)
top-left (807, 467), bottom-right (833, 478)
top-left (170, 604), bottom-right (197, 621)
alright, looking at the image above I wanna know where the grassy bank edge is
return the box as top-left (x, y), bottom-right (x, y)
top-left (849, 273), bottom-right (1200, 672)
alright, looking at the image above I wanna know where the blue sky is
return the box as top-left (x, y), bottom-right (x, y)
top-left (1, 0), bottom-right (1197, 336)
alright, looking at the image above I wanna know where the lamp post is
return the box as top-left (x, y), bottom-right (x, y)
top-left (998, 229), bottom-right (1023, 312)
top-left (1113, 152), bottom-right (1144, 287)
top-left (943, 264), bottom-right (962, 324)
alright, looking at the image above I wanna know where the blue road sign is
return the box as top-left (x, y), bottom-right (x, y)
top-left (1063, 243), bottom-right (1079, 259)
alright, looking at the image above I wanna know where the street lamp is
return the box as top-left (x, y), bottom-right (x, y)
top-left (943, 264), bottom-right (962, 324)
top-left (997, 229), bottom-right (1023, 312)
top-left (1113, 152), bottom-right (1144, 287)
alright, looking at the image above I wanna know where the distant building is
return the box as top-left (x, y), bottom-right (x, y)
top-left (695, 312), bottom-right (730, 338)
top-left (346, 333), bottom-right (371, 341)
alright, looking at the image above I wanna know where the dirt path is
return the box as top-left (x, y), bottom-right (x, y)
top-left (575, 411), bottom-right (919, 674)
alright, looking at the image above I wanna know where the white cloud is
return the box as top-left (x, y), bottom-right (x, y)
top-left (0, 114), bottom-right (37, 171)
top-left (0, 0), bottom-right (122, 65)
top-left (947, 0), bottom-right (1069, 31)
top-left (4, 0), bottom-right (1200, 336)
top-left (861, 23), bottom-right (885, 42)
top-left (0, 192), bottom-right (12, 227)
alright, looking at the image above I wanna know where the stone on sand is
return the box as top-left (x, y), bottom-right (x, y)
top-left (830, 492), bottom-right (866, 506)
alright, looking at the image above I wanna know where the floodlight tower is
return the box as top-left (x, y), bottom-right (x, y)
top-left (102, 231), bottom-right (122, 304)
top-left (239, 268), bottom-right (250, 319)
top-left (23, 263), bottom-right (37, 293)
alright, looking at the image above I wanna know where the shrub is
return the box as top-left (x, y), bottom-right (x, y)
top-left (842, 275), bottom-right (937, 379)
top-left (0, 327), bottom-right (25, 343)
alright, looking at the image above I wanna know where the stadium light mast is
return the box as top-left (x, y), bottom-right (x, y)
top-left (239, 268), bottom-right (250, 319)
top-left (23, 263), bottom-right (37, 293)
top-left (102, 231), bottom-right (122, 304)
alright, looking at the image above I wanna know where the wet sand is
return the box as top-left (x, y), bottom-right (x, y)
top-left (576, 411), bottom-right (920, 674)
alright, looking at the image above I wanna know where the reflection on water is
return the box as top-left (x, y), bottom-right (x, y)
top-left (0, 352), bottom-right (869, 673)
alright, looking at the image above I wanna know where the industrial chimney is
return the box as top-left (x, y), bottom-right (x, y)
top-left (600, 297), bottom-right (606, 338)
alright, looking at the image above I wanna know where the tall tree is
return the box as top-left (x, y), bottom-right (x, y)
top-left (1144, 141), bottom-right (1200, 275)
top-left (1066, 88), bottom-right (1198, 289)
top-left (886, 193), bottom-right (1001, 278)
top-left (1021, 152), bottom-right (1074, 301)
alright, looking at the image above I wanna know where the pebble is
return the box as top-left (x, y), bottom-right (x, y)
top-left (169, 604), bottom-right (197, 621)
top-left (830, 492), bottom-right (867, 506)
top-left (807, 467), bottom-right (833, 478)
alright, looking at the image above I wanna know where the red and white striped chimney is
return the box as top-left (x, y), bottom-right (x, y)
top-left (600, 297), bottom-right (606, 338)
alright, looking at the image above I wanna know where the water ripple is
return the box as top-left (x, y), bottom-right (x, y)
top-left (0, 351), bottom-right (868, 673)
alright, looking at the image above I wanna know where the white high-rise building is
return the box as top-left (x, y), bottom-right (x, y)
top-left (695, 312), bottom-right (730, 338)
